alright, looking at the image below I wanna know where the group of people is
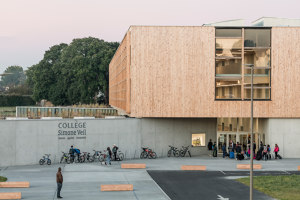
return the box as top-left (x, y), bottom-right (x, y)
top-left (68, 144), bottom-right (119, 165)
top-left (208, 139), bottom-right (282, 160)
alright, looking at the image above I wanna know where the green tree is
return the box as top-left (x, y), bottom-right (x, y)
top-left (0, 66), bottom-right (26, 88)
top-left (26, 37), bottom-right (119, 106)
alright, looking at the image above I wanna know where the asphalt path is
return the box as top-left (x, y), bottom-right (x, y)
top-left (148, 170), bottom-right (300, 200)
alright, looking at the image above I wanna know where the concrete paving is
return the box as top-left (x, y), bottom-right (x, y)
top-left (0, 156), bottom-right (299, 200)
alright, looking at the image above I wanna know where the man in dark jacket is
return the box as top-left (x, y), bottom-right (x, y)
top-left (56, 167), bottom-right (63, 198)
top-left (112, 144), bottom-right (118, 161)
top-left (208, 139), bottom-right (213, 151)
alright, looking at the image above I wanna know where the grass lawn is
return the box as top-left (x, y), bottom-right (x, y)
top-left (237, 175), bottom-right (300, 200)
top-left (0, 176), bottom-right (7, 182)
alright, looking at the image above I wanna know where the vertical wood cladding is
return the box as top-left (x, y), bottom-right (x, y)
top-left (110, 26), bottom-right (300, 118)
top-left (109, 31), bottom-right (131, 113)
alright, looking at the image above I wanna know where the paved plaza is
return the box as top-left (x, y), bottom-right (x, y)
top-left (0, 156), bottom-right (299, 200)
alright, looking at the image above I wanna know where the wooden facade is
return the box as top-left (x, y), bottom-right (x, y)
top-left (109, 31), bottom-right (131, 113)
top-left (109, 26), bottom-right (300, 118)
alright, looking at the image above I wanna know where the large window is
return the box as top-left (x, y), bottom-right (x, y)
top-left (215, 28), bottom-right (271, 100)
top-left (192, 133), bottom-right (206, 147)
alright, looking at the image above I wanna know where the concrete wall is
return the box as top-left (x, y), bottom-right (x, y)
top-left (263, 118), bottom-right (300, 158)
top-left (0, 118), bottom-right (217, 167)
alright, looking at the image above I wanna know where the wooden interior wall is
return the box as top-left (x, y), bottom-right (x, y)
top-left (128, 26), bottom-right (300, 118)
top-left (109, 31), bottom-right (131, 113)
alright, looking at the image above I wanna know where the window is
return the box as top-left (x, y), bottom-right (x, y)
top-left (192, 133), bottom-right (205, 147)
top-left (215, 28), bottom-right (271, 100)
top-left (244, 29), bottom-right (271, 47)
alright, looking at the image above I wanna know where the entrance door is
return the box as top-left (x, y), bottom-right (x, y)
top-left (218, 134), bottom-right (227, 152)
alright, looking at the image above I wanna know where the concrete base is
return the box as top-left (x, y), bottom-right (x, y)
top-left (0, 118), bottom-right (217, 167)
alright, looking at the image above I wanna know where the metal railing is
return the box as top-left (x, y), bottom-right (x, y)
top-left (16, 106), bottom-right (118, 118)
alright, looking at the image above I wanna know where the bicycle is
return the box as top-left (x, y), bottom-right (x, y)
top-left (168, 145), bottom-right (179, 157)
top-left (112, 150), bottom-right (124, 161)
top-left (39, 154), bottom-right (51, 165)
top-left (180, 145), bottom-right (192, 157)
top-left (90, 150), bottom-right (105, 162)
top-left (140, 147), bottom-right (157, 159)
top-left (60, 152), bottom-right (70, 164)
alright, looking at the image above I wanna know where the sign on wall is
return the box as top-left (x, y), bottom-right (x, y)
top-left (57, 122), bottom-right (87, 139)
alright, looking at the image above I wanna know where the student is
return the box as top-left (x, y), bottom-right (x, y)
top-left (262, 145), bottom-right (268, 161)
top-left (208, 139), bottom-right (213, 151)
top-left (274, 144), bottom-right (280, 159)
top-left (112, 144), bottom-right (118, 161)
top-left (222, 143), bottom-right (227, 158)
top-left (69, 145), bottom-right (75, 162)
top-left (56, 167), bottom-right (63, 199)
top-left (106, 147), bottom-right (112, 165)
top-left (213, 142), bottom-right (217, 157)
top-left (267, 145), bottom-right (271, 159)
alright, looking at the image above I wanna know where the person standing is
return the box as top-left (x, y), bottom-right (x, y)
top-left (222, 143), bottom-right (227, 158)
top-left (274, 144), bottom-right (279, 159)
top-left (112, 144), bottom-right (118, 161)
top-left (56, 167), bottom-right (63, 199)
top-left (213, 142), bottom-right (217, 157)
top-left (208, 139), bottom-right (213, 151)
top-left (106, 147), bottom-right (112, 165)
top-left (69, 145), bottom-right (75, 163)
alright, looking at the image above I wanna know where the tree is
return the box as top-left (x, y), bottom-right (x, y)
top-left (26, 37), bottom-right (119, 106)
top-left (0, 66), bottom-right (26, 88)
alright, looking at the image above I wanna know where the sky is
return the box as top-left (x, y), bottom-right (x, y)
top-left (0, 0), bottom-right (299, 73)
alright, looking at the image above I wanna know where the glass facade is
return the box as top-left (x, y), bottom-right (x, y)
top-left (215, 28), bottom-right (271, 100)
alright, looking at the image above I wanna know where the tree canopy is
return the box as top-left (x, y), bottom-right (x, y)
top-left (27, 37), bottom-right (119, 105)
top-left (0, 66), bottom-right (26, 88)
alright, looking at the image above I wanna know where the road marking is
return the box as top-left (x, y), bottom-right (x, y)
top-left (217, 195), bottom-right (229, 200)
top-left (219, 170), bottom-right (226, 175)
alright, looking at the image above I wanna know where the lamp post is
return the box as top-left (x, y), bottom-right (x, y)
top-left (245, 63), bottom-right (254, 200)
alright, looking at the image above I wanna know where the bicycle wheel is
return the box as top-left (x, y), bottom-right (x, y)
top-left (151, 152), bottom-right (157, 159)
top-left (167, 150), bottom-right (171, 157)
top-left (148, 153), bottom-right (153, 159)
top-left (99, 155), bottom-right (105, 162)
top-left (140, 152), bottom-right (145, 159)
top-left (39, 159), bottom-right (44, 165)
top-left (47, 159), bottom-right (51, 165)
top-left (118, 153), bottom-right (124, 161)
top-left (175, 150), bottom-right (180, 157)
top-left (179, 150), bottom-right (185, 157)
top-left (88, 156), bottom-right (94, 162)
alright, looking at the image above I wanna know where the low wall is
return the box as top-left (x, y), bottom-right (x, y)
top-left (0, 118), bottom-right (217, 167)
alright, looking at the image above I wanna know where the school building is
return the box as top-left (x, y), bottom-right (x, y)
top-left (109, 17), bottom-right (300, 158)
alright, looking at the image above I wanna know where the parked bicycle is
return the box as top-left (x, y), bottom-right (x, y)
top-left (140, 147), bottom-right (157, 159)
top-left (180, 145), bottom-right (192, 157)
top-left (112, 150), bottom-right (124, 161)
top-left (60, 152), bottom-right (70, 164)
top-left (168, 145), bottom-right (179, 157)
top-left (90, 150), bottom-right (105, 162)
top-left (39, 154), bottom-right (51, 165)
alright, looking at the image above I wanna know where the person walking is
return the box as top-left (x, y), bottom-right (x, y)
top-left (106, 147), bottom-right (112, 165)
top-left (56, 167), bottom-right (63, 199)
top-left (274, 144), bottom-right (280, 159)
top-left (112, 144), bottom-right (118, 161)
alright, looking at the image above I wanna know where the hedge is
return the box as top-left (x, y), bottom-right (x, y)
top-left (0, 95), bottom-right (35, 106)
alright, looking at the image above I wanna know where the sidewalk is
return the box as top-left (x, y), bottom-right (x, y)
top-left (0, 156), bottom-right (299, 200)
